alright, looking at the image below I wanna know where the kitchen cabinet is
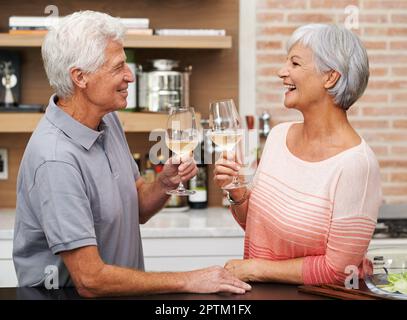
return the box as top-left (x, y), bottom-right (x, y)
top-left (139, 208), bottom-right (245, 272)
top-left (0, 0), bottom-right (239, 208)
top-left (0, 239), bottom-right (17, 287)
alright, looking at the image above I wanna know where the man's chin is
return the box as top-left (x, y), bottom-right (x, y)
top-left (115, 99), bottom-right (128, 110)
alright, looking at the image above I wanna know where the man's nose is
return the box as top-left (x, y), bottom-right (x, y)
top-left (124, 64), bottom-right (135, 83)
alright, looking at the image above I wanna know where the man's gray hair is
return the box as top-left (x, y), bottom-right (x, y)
top-left (42, 10), bottom-right (125, 99)
top-left (286, 24), bottom-right (369, 111)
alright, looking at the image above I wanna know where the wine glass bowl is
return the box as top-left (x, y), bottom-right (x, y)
top-left (208, 99), bottom-right (248, 190)
top-left (165, 106), bottom-right (199, 196)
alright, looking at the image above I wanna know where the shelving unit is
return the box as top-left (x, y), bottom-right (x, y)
top-left (0, 33), bottom-right (232, 49)
top-left (0, 0), bottom-right (239, 208)
top-left (0, 111), bottom-right (201, 133)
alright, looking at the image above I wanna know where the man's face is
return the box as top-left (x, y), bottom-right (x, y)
top-left (84, 40), bottom-right (134, 112)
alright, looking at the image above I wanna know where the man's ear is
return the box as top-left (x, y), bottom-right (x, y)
top-left (324, 70), bottom-right (341, 89)
top-left (70, 67), bottom-right (87, 89)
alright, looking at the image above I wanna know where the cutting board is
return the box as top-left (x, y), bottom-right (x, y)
top-left (298, 284), bottom-right (394, 300)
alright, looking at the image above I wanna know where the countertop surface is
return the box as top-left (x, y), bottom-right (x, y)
top-left (0, 207), bottom-right (244, 240)
top-left (0, 283), bottom-right (329, 300)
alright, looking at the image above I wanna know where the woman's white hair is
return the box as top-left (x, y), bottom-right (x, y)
top-left (41, 10), bottom-right (125, 99)
top-left (286, 24), bottom-right (369, 111)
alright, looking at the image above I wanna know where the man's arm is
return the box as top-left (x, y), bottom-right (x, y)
top-left (137, 155), bottom-right (197, 223)
top-left (61, 246), bottom-right (251, 298)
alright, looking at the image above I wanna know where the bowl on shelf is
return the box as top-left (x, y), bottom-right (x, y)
top-left (363, 246), bottom-right (407, 300)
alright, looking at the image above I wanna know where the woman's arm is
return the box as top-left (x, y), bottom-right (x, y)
top-left (213, 155), bottom-right (250, 226)
top-left (225, 214), bottom-right (377, 286)
top-left (225, 258), bottom-right (304, 284)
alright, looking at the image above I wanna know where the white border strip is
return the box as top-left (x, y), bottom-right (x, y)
top-left (239, 0), bottom-right (257, 118)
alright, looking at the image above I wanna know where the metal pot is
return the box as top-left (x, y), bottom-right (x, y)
top-left (137, 59), bottom-right (191, 112)
top-left (138, 90), bottom-right (181, 112)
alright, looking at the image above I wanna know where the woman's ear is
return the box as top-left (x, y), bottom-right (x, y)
top-left (69, 67), bottom-right (87, 89)
top-left (324, 70), bottom-right (341, 89)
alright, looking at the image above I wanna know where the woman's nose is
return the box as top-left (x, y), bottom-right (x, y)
top-left (277, 64), bottom-right (289, 79)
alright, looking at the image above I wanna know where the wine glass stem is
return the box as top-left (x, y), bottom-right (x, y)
top-left (177, 182), bottom-right (186, 192)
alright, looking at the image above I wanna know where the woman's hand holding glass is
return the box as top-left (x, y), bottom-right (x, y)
top-left (209, 99), bottom-right (248, 190)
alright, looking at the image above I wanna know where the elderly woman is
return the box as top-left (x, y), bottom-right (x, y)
top-left (214, 24), bottom-right (382, 286)
top-left (13, 10), bottom-right (251, 297)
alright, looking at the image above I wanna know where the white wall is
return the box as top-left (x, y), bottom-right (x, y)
top-left (239, 0), bottom-right (256, 118)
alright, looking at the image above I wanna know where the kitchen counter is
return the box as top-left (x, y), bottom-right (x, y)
top-left (0, 207), bottom-right (244, 240)
top-left (0, 207), bottom-right (245, 286)
top-left (0, 283), bottom-right (329, 300)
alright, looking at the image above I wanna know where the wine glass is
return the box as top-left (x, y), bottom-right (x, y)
top-left (165, 106), bottom-right (199, 196)
top-left (208, 99), bottom-right (247, 190)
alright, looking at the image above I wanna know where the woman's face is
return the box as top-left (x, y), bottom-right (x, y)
top-left (278, 43), bottom-right (328, 110)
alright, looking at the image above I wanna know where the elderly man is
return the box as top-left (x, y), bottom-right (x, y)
top-left (13, 11), bottom-right (251, 298)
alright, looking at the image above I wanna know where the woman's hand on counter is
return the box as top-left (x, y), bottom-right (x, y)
top-left (224, 259), bottom-right (258, 282)
top-left (225, 258), bottom-right (304, 284)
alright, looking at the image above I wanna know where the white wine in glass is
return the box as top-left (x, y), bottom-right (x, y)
top-left (208, 130), bottom-right (243, 152)
top-left (165, 106), bottom-right (199, 196)
top-left (166, 139), bottom-right (198, 156)
top-left (209, 99), bottom-right (248, 190)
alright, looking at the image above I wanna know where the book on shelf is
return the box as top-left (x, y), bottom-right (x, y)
top-left (8, 29), bottom-right (153, 37)
top-left (125, 28), bottom-right (153, 35)
top-left (120, 18), bottom-right (149, 29)
top-left (9, 26), bottom-right (48, 30)
top-left (9, 29), bottom-right (48, 36)
top-left (9, 16), bottom-right (59, 28)
top-left (9, 15), bottom-right (149, 29)
top-left (154, 29), bottom-right (226, 36)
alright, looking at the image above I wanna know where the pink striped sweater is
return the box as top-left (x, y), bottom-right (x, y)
top-left (232, 122), bottom-right (382, 285)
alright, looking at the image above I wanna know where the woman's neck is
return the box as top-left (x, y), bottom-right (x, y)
top-left (300, 100), bottom-right (353, 144)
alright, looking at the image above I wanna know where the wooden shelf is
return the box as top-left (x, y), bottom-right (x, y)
top-left (0, 111), bottom-right (181, 133)
top-left (0, 33), bottom-right (232, 49)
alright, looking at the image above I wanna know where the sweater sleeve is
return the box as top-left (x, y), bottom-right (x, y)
top-left (302, 148), bottom-right (382, 285)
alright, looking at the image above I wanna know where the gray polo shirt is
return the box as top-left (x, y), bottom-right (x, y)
top-left (13, 94), bottom-right (144, 287)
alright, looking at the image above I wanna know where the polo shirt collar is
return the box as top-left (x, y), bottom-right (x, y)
top-left (45, 94), bottom-right (104, 150)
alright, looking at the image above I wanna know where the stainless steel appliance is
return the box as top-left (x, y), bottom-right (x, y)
top-left (370, 204), bottom-right (407, 249)
top-left (137, 59), bottom-right (191, 112)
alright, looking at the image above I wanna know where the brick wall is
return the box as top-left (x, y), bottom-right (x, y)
top-left (256, 0), bottom-right (407, 204)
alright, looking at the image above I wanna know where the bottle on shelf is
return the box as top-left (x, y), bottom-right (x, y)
top-left (188, 122), bottom-right (208, 209)
top-left (158, 154), bottom-right (188, 210)
top-left (244, 115), bottom-right (259, 182)
top-left (132, 152), bottom-right (141, 171)
top-left (258, 111), bottom-right (271, 163)
top-left (142, 154), bottom-right (156, 183)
